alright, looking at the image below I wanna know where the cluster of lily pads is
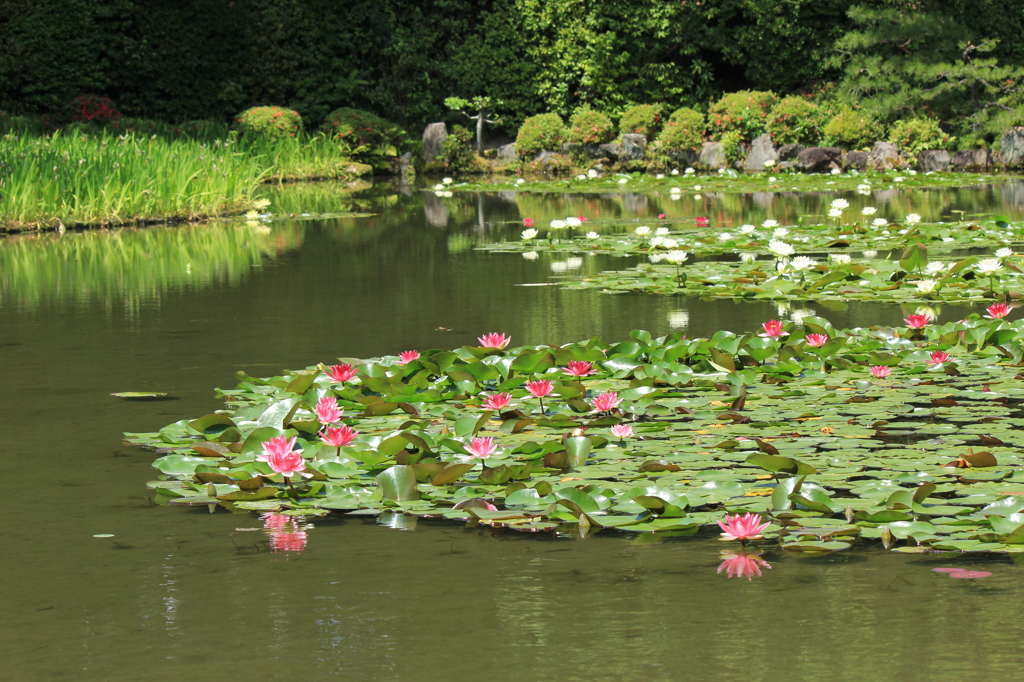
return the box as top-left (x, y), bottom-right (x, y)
top-left (129, 311), bottom-right (1024, 555)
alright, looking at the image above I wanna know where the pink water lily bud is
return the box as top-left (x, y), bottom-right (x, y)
top-left (259, 435), bottom-right (298, 462)
top-left (314, 396), bottom-right (343, 424)
top-left (321, 425), bottom-right (357, 447)
top-left (927, 350), bottom-right (951, 365)
top-left (610, 423), bottom-right (633, 438)
top-left (986, 302), bottom-right (1011, 319)
top-left (478, 332), bottom-right (511, 349)
top-left (481, 393), bottom-right (512, 410)
top-left (805, 333), bottom-right (829, 347)
top-left (904, 314), bottom-right (930, 329)
top-left (564, 360), bottom-right (596, 377)
top-left (717, 513), bottom-right (770, 542)
top-left (325, 363), bottom-right (357, 382)
top-left (266, 450), bottom-right (306, 478)
top-left (870, 365), bottom-right (892, 378)
top-left (398, 350), bottom-right (420, 365)
top-left (717, 552), bottom-right (772, 580)
top-left (591, 391), bottom-right (622, 412)
top-left (525, 380), bottom-right (554, 398)
top-left (465, 437), bottom-right (498, 459)
top-left (761, 320), bottom-right (785, 338)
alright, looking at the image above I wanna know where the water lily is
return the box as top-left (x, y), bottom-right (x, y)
top-left (740, 224), bottom-right (756, 234)
top-left (761, 320), bottom-right (786, 338)
top-left (830, 198), bottom-right (849, 210)
top-left (266, 449), bottom-right (306, 478)
top-left (617, 178), bottom-right (628, 185)
top-left (996, 247), bottom-right (1013, 258)
top-left (442, 177), bottom-right (453, 185)
top-left (482, 392), bottom-right (512, 410)
top-left (762, 219), bottom-right (779, 229)
top-left (515, 178), bottom-right (525, 185)
top-left (717, 513), bottom-right (770, 545)
top-left (591, 391), bottom-right (622, 412)
top-left (315, 395), bottom-right (343, 423)
top-left (924, 261), bottom-right (947, 276)
top-left (763, 159), bottom-right (776, 168)
top-left (905, 213), bottom-right (922, 224)
top-left (916, 279), bottom-right (939, 294)
top-left (635, 226), bottom-right (651, 237)
top-left (789, 256), bottom-right (817, 271)
top-left (525, 379), bottom-right (554, 413)
top-left (927, 351), bottom-right (951, 365)
top-left (565, 216), bottom-right (582, 227)
top-left (564, 360), bottom-right (596, 377)
top-left (656, 227), bottom-right (670, 236)
top-left (259, 435), bottom-right (298, 462)
top-left (587, 169), bottom-right (599, 178)
top-left (685, 167), bottom-right (695, 175)
top-left (861, 206), bottom-right (877, 216)
top-left (772, 227), bottom-right (789, 238)
top-left (830, 253), bottom-right (852, 264)
top-left (831, 168), bottom-right (842, 175)
top-left (767, 240), bottom-right (795, 258)
top-left (894, 176), bottom-right (905, 182)
top-left (270, 529), bottom-right (308, 552)
top-left (550, 219), bottom-right (567, 229)
top-left (398, 350), bottom-right (420, 365)
top-left (870, 365), bottom-right (892, 379)
top-left (586, 231), bottom-right (599, 239)
top-left (577, 216), bottom-right (588, 223)
top-left (695, 216), bottom-right (709, 228)
top-left (465, 437), bottom-right (498, 459)
top-left (904, 314), bottom-right (930, 329)
top-left (521, 228), bottom-right (538, 240)
top-left (665, 250), bottom-right (689, 264)
top-left (717, 551), bottom-right (772, 580)
top-left (522, 251), bottom-right (538, 260)
top-left (325, 363), bottom-right (357, 383)
top-left (717, 232), bottom-right (732, 242)
top-left (610, 423), bottom-right (633, 439)
top-left (740, 253), bottom-right (757, 263)
top-left (828, 208), bottom-right (843, 218)
top-left (976, 258), bottom-right (1003, 276)
top-left (805, 333), bottom-right (829, 347)
top-left (322, 425), bottom-right (357, 448)
top-left (478, 332), bottom-right (511, 349)
top-left (986, 302), bottom-right (1011, 319)
top-left (871, 218), bottom-right (888, 227)
top-left (522, 218), bottom-right (534, 227)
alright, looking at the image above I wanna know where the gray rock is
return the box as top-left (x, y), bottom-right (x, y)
top-left (619, 133), bottom-right (647, 162)
top-left (666, 149), bottom-right (700, 166)
top-left (797, 147), bottom-right (842, 173)
top-left (917, 149), bottom-right (951, 172)
top-left (1000, 127), bottom-right (1024, 167)
top-left (496, 143), bottom-right (516, 161)
top-left (1001, 180), bottom-right (1024, 210)
top-left (952, 148), bottom-right (993, 172)
top-left (422, 122), bottom-right (447, 162)
top-left (699, 142), bottom-right (726, 169)
top-left (844, 150), bottom-right (869, 170)
top-left (778, 161), bottom-right (799, 172)
top-left (744, 134), bottom-right (777, 171)
top-left (777, 144), bottom-right (805, 161)
top-left (597, 143), bottom-right (622, 161)
top-left (533, 150), bottom-right (557, 165)
top-left (422, 191), bottom-right (449, 226)
top-left (867, 141), bottom-right (902, 170)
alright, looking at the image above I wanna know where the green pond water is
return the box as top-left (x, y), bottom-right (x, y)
top-left (4, 181), bottom-right (1024, 680)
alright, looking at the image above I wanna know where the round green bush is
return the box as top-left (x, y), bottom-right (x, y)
top-left (718, 130), bottom-right (745, 163)
top-left (619, 103), bottom-right (664, 141)
top-left (822, 108), bottom-right (884, 150)
top-left (438, 124), bottom-right (474, 169)
top-left (708, 91), bottom-right (778, 142)
top-left (516, 113), bottom-right (565, 158)
top-left (567, 109), bottom-right (615, 145)
top-left (656, 107), bottom-right (706, 152)
top-left (320, 107), bottom-right (408, 153)
top-left (888, 118), bottom-right (954, 156)
top-left (235, 106), bottom-right (302, 139)
top-left (766, 96), bottom-right (828, 146)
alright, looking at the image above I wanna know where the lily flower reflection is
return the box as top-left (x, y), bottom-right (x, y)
top-left (717, 551), bottom-right (772, 580)
top-left (261, 513), bottom-right (309, 553)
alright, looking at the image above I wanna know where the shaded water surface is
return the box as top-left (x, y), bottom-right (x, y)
top-left (4, 182), bottom-right (1024, 679)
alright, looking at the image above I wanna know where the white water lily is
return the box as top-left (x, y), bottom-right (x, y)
top-left (550, 219), bottom-right (567, 229)
top-left (433, 183), bottom-right (445, 191)
top-left (861, 206), bottom-right (877, 216)
top-left (905, 213), bottom-right (922, 224)
top-left (768, 176), bottom-right (777, 182)
top-left (577, 174), bottom-right (587, 181)
top-left (566, 257), bottom-right (583, 270)
top-left (914, 306), bottom-right (937, 321)
top-left (872, 218), bottom-right (888, 227)
top-left (772, 227), bottom-right (789, 238)
top-left (668, 310), bottom-right (690, 329)
top-left (662, 238), bottom-right (679, 249)
top-left (996, 247), bottom-right (1013, 258)
top-left (670, 186), bottom-right (682, 194)
top-left (894, 176), bottom-right (905, 182)
top-left (522, 251), bottom-right (539, 260)
top-left (830, 198), bottom-right (849, 210)
top-left (693, 194), bottom-right (702, 200)
top-left (565, 217), bottom-right (582, 227)
top-left (916, 278), bottom-right (939, 294)
top-left (656, 227), bottom-right (670, 236)
top-left (649, 253), bottom-right (664, 263)
top-left (665, 250), bottom-right (689, 264)
top-left (521, 228), bottom-right (538, 240)
top-left (976, 258), bottom-right (1004, 276)
top-left (649, 236), bottom-right (665, 248)
top-left (253, 198), bottom-right (271, 210)
top-left (693, 185), bottom-right (702, 191)
top-left (789, 256), bottom-right (817, 271)
top-left (828, 208), bottom-right (843, 218)
top-left (830, 253), bottom-right (852, 264)
top-left (656, 174), bottom-right (665, 179)
top-left (685, 168), bottom-right (695, 175)
top-left (768, 240), bottom-right (795, 258)
top-left (586, 231), bottom-right (600, 239)
top-left (635, 226), bottom-right (651, 236)
top-left (862, 250), bottom-right (878, 259)
top-left (671, 169), bottom-right (680, 175)
top-left (925, 261), bottom-right (947, 275)
top-left (764, 159), bottom-right (776, 168)
top-left (718, 232), bottom-right (733, 241)
top-left (443, 177), bottom-right (453, 185)
top-left (587, 169), bottom-right (599, 178)
top-left (762, 219), bottom-right (779, 229)
top-left (831, 168), bottom-right (842, 175)
top-left (618, 178), bottom-right (628, 184)
top-left (550, 261), bottom-right (569, 273)
top-left (515, 178), bottom-right (526, 185)
top-left (741, 253), bottom-right (757, 263)
top-left (740, 224), bottom-right (756, 234)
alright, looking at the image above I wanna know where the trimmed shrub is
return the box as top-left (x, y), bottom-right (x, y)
top-left (656, 107), bottom-right (706, 152)
top-left (888, 118), bottom-right (954, 156)
top-left (567, 108), bottom-right (615, 145)
top-left (619, 103), bottom-right (664, 140)
top-left (235, 105), bottom-right (302, 139)
top-left (320, 107), bottom-right (408, 154)
top-left (71, 94), bottom-right (121, 126)
top-left (708, 91), bottom-right (778, 142)
top-left (822, 108), bottom-right (884, 150)
top-left (718, 130), bottom-right (745, 163)
top-left (438, 124), bottom-right (474, 169)
top-left (516, 113), bottom-right (565, 158)
top-left (766, 96), bottom-right (828, 145)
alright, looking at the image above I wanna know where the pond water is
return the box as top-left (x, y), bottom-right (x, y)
top-left (4, 181), bottom-right (1024, 679)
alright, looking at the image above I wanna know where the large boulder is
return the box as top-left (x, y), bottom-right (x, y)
top-left (917, 150), bottom-right (951, 172)
top-left (744, 134), bottom-right (777, 171)
top-left (597, 142), bottom-right (622, 161)
top-left (422, 122), bottom-right (447, 162)
top-left (952, 148), bottom-right (993, 172)
top-left (699, 141), bottom-right (726, 169)
top-left (867, 142), bottom-right (902, 170)
top-left (777, 144), bottom-right (805, 161)
top-left (496, 143), bottom-right (516, 161)
top-left (844, 150), bottom-right (869, 170)
top-left (797, 147), bottom-right (842, 173)
top-left (619, 133), bottom-right (647, 162)
top-left (1000, 127), bottom-right (1024, 168)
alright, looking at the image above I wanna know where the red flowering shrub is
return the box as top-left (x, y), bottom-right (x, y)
top-left (71, 94), bottom-right (121, 126)
top-left (567, 109), bottom-right (615, 145)
top-left (320, 107), bottom-right (408, 153)
top-left (619, 104), bottom-right (664, 141)
top-left (234, 105), bottom-right (303, 140)
top-left (656, 107), bottom-right (706, 151)
top-left (708, 91), bottom-right (778, 142)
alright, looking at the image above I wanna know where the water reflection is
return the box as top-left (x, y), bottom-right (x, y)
top-left (262, 512), bottom-right (311, 553)
top-left (717, 551), bottom-right (772, 580)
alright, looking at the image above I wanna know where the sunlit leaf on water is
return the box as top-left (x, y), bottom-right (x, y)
top-left (127, 314), bottom-right (1024, 554)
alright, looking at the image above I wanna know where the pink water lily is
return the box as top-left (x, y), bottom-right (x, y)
top-left (761, 320), bottom-right (786, 338)
top-left (577, 216), bottom-right (588, 223)
top-left (696, 216), bottom-right (709, 228)
top-left (986, 302), bottom-right (1011, 319)
top-left (398, 350), bottom-right (420, 365)
top-left (610, 423), bottom-right (633, 438)
top-left (718, 513), bottom-right (770, 545)
top-left (927, 350), bottom-right (951, 365)
top-left (525, 380), bottom-right (554, 398)
top-left (658, 213), bottom-right (666, 219)
top-left (321, 425), bottom-right (357, 448)
top-left (266, 449), bottom-right (306, 478)
top-left (870, 365), bottom-right (892, 378)
top-left (717, 552), bottom-right (772, 580)
top-left (564, 360), bottom-right (596, 377)
top-left (591, 391), bottom-right (622, 412)
top-left (465, 437), bottom-right (498, 459)
top-left (261, 512), bottom-right (290, 531)
top-left (478, 332), bottom-right (511, 349)
top-left (805, 333), bottom-right (829, 347)
top-left (314, 396), bottom-right (343, 423)
top-left (523, 218), bottom-right (534, 227)
top-left (325, 363), bottom-right (357, 382)
top-left (259, 435), bottom-right (298, 462)
top-left (481, 393), bottom-right (512, 411)
top-left (904, 314), bottom-right (930, 329)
